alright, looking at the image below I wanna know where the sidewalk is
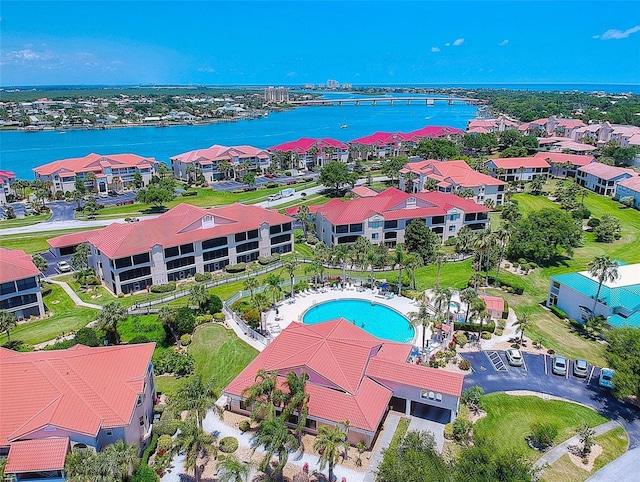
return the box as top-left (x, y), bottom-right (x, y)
top-left (45, 278), bottom-right (103, 310)
top-left (533, 420), bottom-right (622, 468)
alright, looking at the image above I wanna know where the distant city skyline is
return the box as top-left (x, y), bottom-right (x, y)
top-left (1, 1), bottom-right (639, 87)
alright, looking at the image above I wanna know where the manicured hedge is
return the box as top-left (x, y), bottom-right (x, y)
top-left (226, 262), bottom-right (246, 273)
top-left (550, 305), bottom-right (569, 320)
top-left (454, 321), bottom-right (496, 333)
top-left (150, 282), bottom-right (176, 293)
top-left (181, 191), bottom-right (198, 197)
top-left (258, 253), bottom-right (280, 265)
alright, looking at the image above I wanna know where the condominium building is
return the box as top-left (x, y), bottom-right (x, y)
top-left (48, 203), bottom-right (293, 295)
top-left (268, 138), bottom-right (349, 170)
top-left (0, 170), bottom-right (15, 204)
top-left (536, 152), bottom-right (596, 177)
top-left (33, 153), bottom-right (158, 196)
top-left (0, 247), bottom-right (45, 320)
top-left (313, 188), bottom-right (490, 247)
top-left (1, 343), bottom-right (156, 479)
top-left (576, 163), bottom-right (638, 196)
top-left (484, 157), bottom-right (551, 182)
top-left (399, 159), bottom-right (506, 206)
top-left (264, 87), bottom-right (289, 103)
top-left (170, 144), bottom-right (271, 182)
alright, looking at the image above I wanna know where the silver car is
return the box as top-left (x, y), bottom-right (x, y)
top-left (505, 349), bottom-right (523, 367)
top-left (56, 261), bottom-right (72, 273)
top-left (573, 359), bottom-right (588, 378)
top-left (552, 355), bottom-right (567, 376)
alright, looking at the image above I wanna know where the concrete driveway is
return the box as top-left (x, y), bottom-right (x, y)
top-left (461, 350), bottom-right (640, 448)
top-left (46, 201), bottom-right (76, 222)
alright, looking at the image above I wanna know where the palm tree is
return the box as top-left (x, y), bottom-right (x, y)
top-left (330, 244), bottom-right (349, 286)
top-left (460, 287), bottom-right (478, 323)
top-left (405, 253), bottom-right (423, 290)
top-left (173, 375), bottom-right (219, 428)
top-left (265, 272), bottom-right (282, 308)
top-left (434, 287), bottom-right (453, 323)
top-left (281, 371), bottom-right (310, 437)
top-left (393, 244), bottom-right (407, 295)
top-left (493, 225), bottom-right (511, 285)
top-left (217, 454), bottom-right (250, 482)
top-left (313, 423), bottom-right (350, 482)
top-left (513, 313), bottom-right (530, 345)
top-left (409, 300), bottom-right (432, 353)
top-left (588, 255), bottom-right (619, 314)
top-left (281, 256), bottom-right (300, 299)
top-left (189, 283), bottom-right (209, 312)
top-left (217, 160), bottom-right (232, 180)
top-left (251, 415), bottom-right (299, 481)
top-left (296, 205), bottom-right (311, 238)
top-left (243, 277), bottom-right (260, 302)
top-left (103, 439), bottom-right (139, 479)
top-left (176, 416), bottom-right (217, 482)
top-left (64, 448), bottom-right (97, 481)
top-left (242, 369), bottom-right (284, 421)
top-left (434, 250), bottom-right (447, 289)
top-left (98, 301), bottom-right (127, 344)
top-left (0, 310), bottom-right (18, 344)
top-left (365, 247), bottom-right (379, 288)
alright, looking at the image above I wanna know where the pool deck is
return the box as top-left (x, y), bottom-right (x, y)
top-left (266, 286), bottom-right (430, 347)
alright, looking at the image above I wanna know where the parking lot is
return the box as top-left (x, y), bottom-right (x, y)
top-left (462, 350), bottom-right (640, 447)
top-left (211, 173), bottom-right (318, 192)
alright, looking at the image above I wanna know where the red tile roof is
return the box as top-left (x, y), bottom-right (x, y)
top-left (0, 170), bottom-right (15, 182)
top-left (47, 228), bottom-right (103, 249)
top-left (76, 203), bottom-right (292, 259)
top-left (406, 125), bottom-right (465, 138)
top-left (486, 157), bottom-right (551, 169)
top-left (224, 319), bottom-right (463, 432)
top-left (617, 176), bottom-right (640, 192)
top-left (0, 343), bottom-right (155, 447)
top-left (534, 151), bottom-right (595, 167)
top-left (349, 132), bottom-right (401, 146)
top-left (479, 294), bottom-right (505, 314)
top-left (402, 159), bottom-right (505, 188)
top-left (577, 162), bottom-right (638, 181)
top-left (33, 153), bottom-right (158, 176)
top-left (0, 248), bottom-right (41, 283)
top-left (350, 186), bottom-right (379, 198)
top-left (5, 437), bottom-right (69, 473)
top-left (268, 138), bottom-right (348, 154)
top-left (171, 144), bottom-right (269, 163)
top-left (315, 188), bottom-right (488, 225)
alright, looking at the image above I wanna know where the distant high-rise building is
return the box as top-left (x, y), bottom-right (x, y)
top-left (342, 83), bottom-right (352, 90)
top-left (327, 79), bottom-right (339, 89)
top-left (303, 83), bottom-right (315, 89)
top-left (264, 87), bottom-right (289, 103)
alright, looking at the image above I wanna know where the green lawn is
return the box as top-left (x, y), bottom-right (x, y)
top-left (118, 314), bottom-right (165, 344)
top-left (95, 181), bottom-right (318, 218)
top-left (0, 227), bottom-right (102, 254)
top-left (155, 323), bottom-right (259, 397)
top-left (0, 283), bottom-right (98, 346)
top-left (0, 214), bottom-right (50, 229)
top-left (540, 427), bottom-right (629, 482)
top-left (474, 393), bottom-right (609, 461)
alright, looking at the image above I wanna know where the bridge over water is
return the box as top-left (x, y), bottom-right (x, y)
top-left (290, 96), bottom-right (485, 106)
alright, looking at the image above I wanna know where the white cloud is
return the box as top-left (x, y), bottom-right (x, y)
top-left (594, 25), bottom-right (640, 40)
top-left (286, 71), bottom-right (297, 77)
top-left (498, 39), bottom-right (509, 46)
top-left (9, 49), bottom-right (43, 61)
top-left (453, 38), bottom-right (464, 46)
top-left (197, 66), bottom-right (216, 73)
top-left (431, 47), bottom-right (440, 53)
top-left (445, 42), bottom-right (450, 47)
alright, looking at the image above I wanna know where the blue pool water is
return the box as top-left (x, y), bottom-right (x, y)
top-left (303, 299), bottom-right (414, 343)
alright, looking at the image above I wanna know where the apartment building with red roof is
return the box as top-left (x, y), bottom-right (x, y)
top-left (349, 126), bottom-right (464, 160)
top-left (576, 162), bottom-right (638, 196)
top-left (615, 176), bottom-right (640, 209)
top-left (33, 153), bottom-right (158, 196)
top-left (484, 156), bottom-right (551, 182)
top-left (268, 138), bottom-right (349, 170)
top-left (535, 151), bottom-right (596, 177)
top-left (313, 188), bottom-right (489, 247)
top-left (170, 144), bottom-right (271, 182)
top-left (466, 116), bottom-right (519, 134)
top-left (399, 159), bottom-right (506, 206)
top-left (518, 116), bottom-right (586, 138)
top-left (0, 248), bottom-right (45, 320)
top-left (223, 318), bottom-right (464, 448)
top-left (0, 343), bottom-right (156, 479)
top-left (48, 203), bottom-right (294, 295)
top-left (0, 170), bottom-right (16, 205)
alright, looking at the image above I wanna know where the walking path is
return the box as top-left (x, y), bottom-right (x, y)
top-left (363, 412), bottom-right (402, 482)
top-left (533, 420), bottom-right (622, 469)
top-left (45, 278), bottom-right (103, 309)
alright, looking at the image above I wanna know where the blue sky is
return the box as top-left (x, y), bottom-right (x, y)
top-left (1, 1), bottom-right (639, 86)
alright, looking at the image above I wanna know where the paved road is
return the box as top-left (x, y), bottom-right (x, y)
top-left (47, 201), bottom-right (77, 222)
top-left (586, 447), bottom-right (640, 481)
top-left (462, 351), bottom-right (640, 448)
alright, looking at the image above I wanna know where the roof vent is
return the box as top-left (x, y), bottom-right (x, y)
top-left (202, 214), bottom-right (215, 229)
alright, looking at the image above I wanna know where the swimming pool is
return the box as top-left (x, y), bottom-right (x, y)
top-left (303, 299), bottom-right (414, 343)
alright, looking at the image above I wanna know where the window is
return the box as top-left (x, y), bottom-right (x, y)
top-left (0, 282), bottom-right (16, 295)
top-left (203, 248), bottom-right (228, 261)
top-left (384, 220), bottom-right (398, 229)
top-left (119, 266), bottom-right (151, 282)
top-left (349, 223), bottom-right (363, 233)
top-left (431, 216), bottom-right (445, 225)
top-left (137, 395), bottom-right (142, 406)
top-left (271, 233), bottom-right (291, 245)
top-left (552, 281), bottom-right (560, 289)
top-left (166, 256), bottom-right (195, 271)
top-left (449, 213), bottom-right (460, 221)
top-left (369, 221), bottom-right (380, 229)
top-left (384, 232), bottom-right (397, 240)
top-left (15, 277), bottom-right (37, 291)
top-left (139, 416), bottom-right (145, 427)
top-left (247, 229), bottom-right (259, 240)
top-left (115, 256), bottom-right (133, 269)
top-left (336, 225), bottom-right (348, 234)
top-left (106, 429), bottom-right (113, 437)
top-left (164, 246), bottom-right (179, 258)
top-left (180, 243), bottom-right (194, 255)
top-left (282, 222), bottom-right (292, 232)
top-left (449, 225), bottom-right (456, 232)
top-left (235, 232), bottom-right (247, 243)
top-left (132, 253), bottom-right (150, 265)
top-left (371, 233), bottom-right (379, 240)
top-left (236, 241), bottom-right (259, 253)
top-left (202, 236), bottom-right (227, 250)
top-left (270, 225), bottom-right (282, 235)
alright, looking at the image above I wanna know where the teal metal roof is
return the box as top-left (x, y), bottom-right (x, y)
top-left (608, 311), bottom-right (640, 329)
top-left (552, 273), bottom-right (640, 311)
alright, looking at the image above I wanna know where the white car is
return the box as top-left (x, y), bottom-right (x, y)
top-left (505, 349), bottom-right (523, 367)
top-left (56, 261), bottom-right (72, 273)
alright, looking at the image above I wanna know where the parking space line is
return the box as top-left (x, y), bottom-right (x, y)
top-left (566, 360), bottom-right (570, 380)
top-left (587, 366), bottom-right (596, 384)
top-left (522, 354), bottom-right (528, 372)
top-left (544, 354), bottom-right (548, 375)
